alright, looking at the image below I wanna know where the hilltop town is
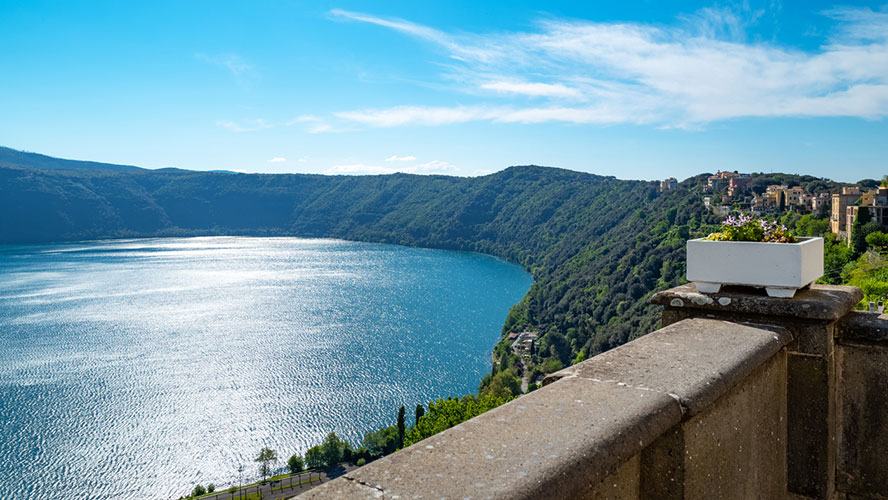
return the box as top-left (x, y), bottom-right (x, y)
top-left (660, 171), bottom-right (888, 243)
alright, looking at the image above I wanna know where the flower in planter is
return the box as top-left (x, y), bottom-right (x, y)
top-left (705, 213), bottom-right (796, 243)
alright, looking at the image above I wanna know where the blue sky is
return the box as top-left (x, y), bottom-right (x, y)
top-left (1, 0), bottom-right (886, 181)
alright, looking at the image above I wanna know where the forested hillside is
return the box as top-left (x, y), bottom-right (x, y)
top-left (0, 146), bottom-right (144, 172)
top-left (1, 159), bottom-right (717, 369)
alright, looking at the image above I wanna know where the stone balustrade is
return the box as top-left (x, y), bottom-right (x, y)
top-left (294, 284), bottom-right (888, 499)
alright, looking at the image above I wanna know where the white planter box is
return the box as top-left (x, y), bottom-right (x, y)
top-left (686, 237), bottom-right (824, 298)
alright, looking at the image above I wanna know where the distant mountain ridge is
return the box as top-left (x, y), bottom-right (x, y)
top-left (0, 146), bottom-right (145, 172)
top-left (0, 147), bottom-right (715, 368)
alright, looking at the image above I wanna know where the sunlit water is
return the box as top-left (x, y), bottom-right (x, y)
top-left (0, 237), bottom-right (532, 500)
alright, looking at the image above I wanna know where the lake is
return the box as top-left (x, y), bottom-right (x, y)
top-left (0, 237), bottom-right (532, 500)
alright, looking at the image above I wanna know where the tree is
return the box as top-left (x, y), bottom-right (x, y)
top-left (191, 485), bottom-right (206, 497)
top-left (396, 406), bottom-right (406, 449)
top-left (288, 454), bottom-right (304, 474)
top-left (542, 331), bottom-right (571, 365)
top-left (255, 446), bottom-right (278, 482)
top-left (320, 431), bottom-right (347, 468)
top-left (805, 180), bottom-right (829, 194)
top-left (573, 349), bottom-right (587, 365)
top-left (866, 231), bottom-right (888, 250)
top-left (403, 394), bottom-right (513, 448)
top-left (361, 425), bottom-right (398, 456)
top-left (415, 404), bottom-right (425, 426)
top-left (822, 233), bottom-right (854, 284)
top-left (851, 208), bottom-right (875, 255)
top-left (481, 373), bottom-right (513, 398)
top-left (304, 445), bottom-right (324, 469)
top-left (794, 214), bottom-right (830, 237)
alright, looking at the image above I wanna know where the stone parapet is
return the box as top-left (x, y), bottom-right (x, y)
top-left (837, 310), bottom-right (888, 342)
top-left (296, 318), bottom-right (790, 500)
top-left (294, 284), bottom-right (888, 499)
top-left (651, 283), bottom-right (862, 322)
top-left (543, 318), bottom-right (790, 417)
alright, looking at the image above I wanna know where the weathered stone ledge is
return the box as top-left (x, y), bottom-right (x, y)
top-left (837, 310), bottom-right (888, 343)
top-left (296, 317), bottom-right (789, 499)
top-left (651, 283), bottom-right (862, 321)
top-left (544, 318), bottom-right (791, 418)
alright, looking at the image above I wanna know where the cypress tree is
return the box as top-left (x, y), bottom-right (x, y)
top-left (397, 406), bottom-right (406, 449)
top-left (851, 208), bottom-right (873, 256)
top-left (415, 404), bottom-right (425, 426)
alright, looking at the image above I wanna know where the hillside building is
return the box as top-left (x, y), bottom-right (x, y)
top-left (659, 177), bottom-right (678, 192)
top-left (831, 187), bottom-right (861, 235)
top-left (809, 192), bottom-right (831, 213)
top-left (727, 176), bottom-right (752, 197)
top-left (781, 186), bottom-right (805, 208)
top-left (707, 171), bottom-right (745, 191)
top-left (842, 186), bottom-right (888, 243)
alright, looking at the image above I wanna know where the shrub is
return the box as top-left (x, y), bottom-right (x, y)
top-left (288, 454), bottom-right (304, 474)
top-left (866, 231), bottom-right (888, 249)
top-left (191, 485), bottom-right (206, 497)
top-left (356, 458), bottom-right (366, 466)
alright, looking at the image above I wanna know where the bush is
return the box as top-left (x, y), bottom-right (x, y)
top-left (288, 454), bottom-right (304, 474)
top-left (867, 231), bottom-right (888, 249)
top-left (540, 358), bottom-right (563, 374)
top-left (206, 484), bottom-right (215, 493)
top-left (191, 485), bottom-right (206, 497)
top-left (357, 458), bottom-right (366, 466)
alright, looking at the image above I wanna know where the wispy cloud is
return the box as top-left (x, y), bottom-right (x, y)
top-left (218, 115), bottom-right (338, 134)
top-left (268, 157), bottom-right (287, 163)
top-left (326, 159), bottom-right (457, 175)
top-left (385, 155), bottom-right (416, 162)
top-left (328, 6), bottom-right (888, 128)
top-left (480, 81), bottom-right (582, 99)
top-left (216, 119), bottom-right (272, 132)
top-left (284, 115), bottom-right (337, 133)
top-left (336, 104), bottom-right (648, 126)
top-left (196, 53), bottom-right (257, 86)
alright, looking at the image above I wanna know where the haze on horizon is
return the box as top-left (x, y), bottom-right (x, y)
top-left (1, 0), bottom-right (886, 182)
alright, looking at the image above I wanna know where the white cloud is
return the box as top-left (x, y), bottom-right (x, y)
top-left (284, 115), bottom-right (337, 133)
top-left (336, 106), bottom-right (492, 127)
top-left (481, 81), bottom-right (582, 98)
top-left (216, 115), bottom-right (338, 134)
top-left (329, 7), bottom-right (888, 128)
top-left (307, 123), bottom-right (334, 133)
top-left (335, 104), bottom-right (652, 127)
top-left (330, 9), bottom-right (501, 63)
top-left (216, 119), bottom-right (272, 132)
top-left (268, 157), bottom-right (287, 163)
top-left (385, 155), bottom-right (416, 162)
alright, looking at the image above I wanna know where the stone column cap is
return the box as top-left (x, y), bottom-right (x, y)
top-left (652, 283), bottom-right (862, 321)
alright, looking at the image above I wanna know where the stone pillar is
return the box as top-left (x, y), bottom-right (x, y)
top-left (652, 284), bottom-right (862, 500)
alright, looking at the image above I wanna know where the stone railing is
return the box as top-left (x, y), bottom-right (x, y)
top-left (295, 284), bottom-right (888, 499)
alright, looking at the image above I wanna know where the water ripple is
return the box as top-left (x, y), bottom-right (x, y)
top-left (0, 237), bottom-right (531, 500)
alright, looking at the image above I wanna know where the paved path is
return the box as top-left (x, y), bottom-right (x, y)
top-left (187, 466), bottom-right (355, 500)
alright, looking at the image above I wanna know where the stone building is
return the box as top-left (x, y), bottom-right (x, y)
top-left (659, 177), bottom-right (677, 192)
top-left (831, 186), bottom-right (861, 235)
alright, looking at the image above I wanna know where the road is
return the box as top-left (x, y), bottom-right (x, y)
top-left (184, 465), bottom-right (355, 500)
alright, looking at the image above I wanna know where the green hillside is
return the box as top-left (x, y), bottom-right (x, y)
top-left (0, 162), bottom-right (719, 369)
